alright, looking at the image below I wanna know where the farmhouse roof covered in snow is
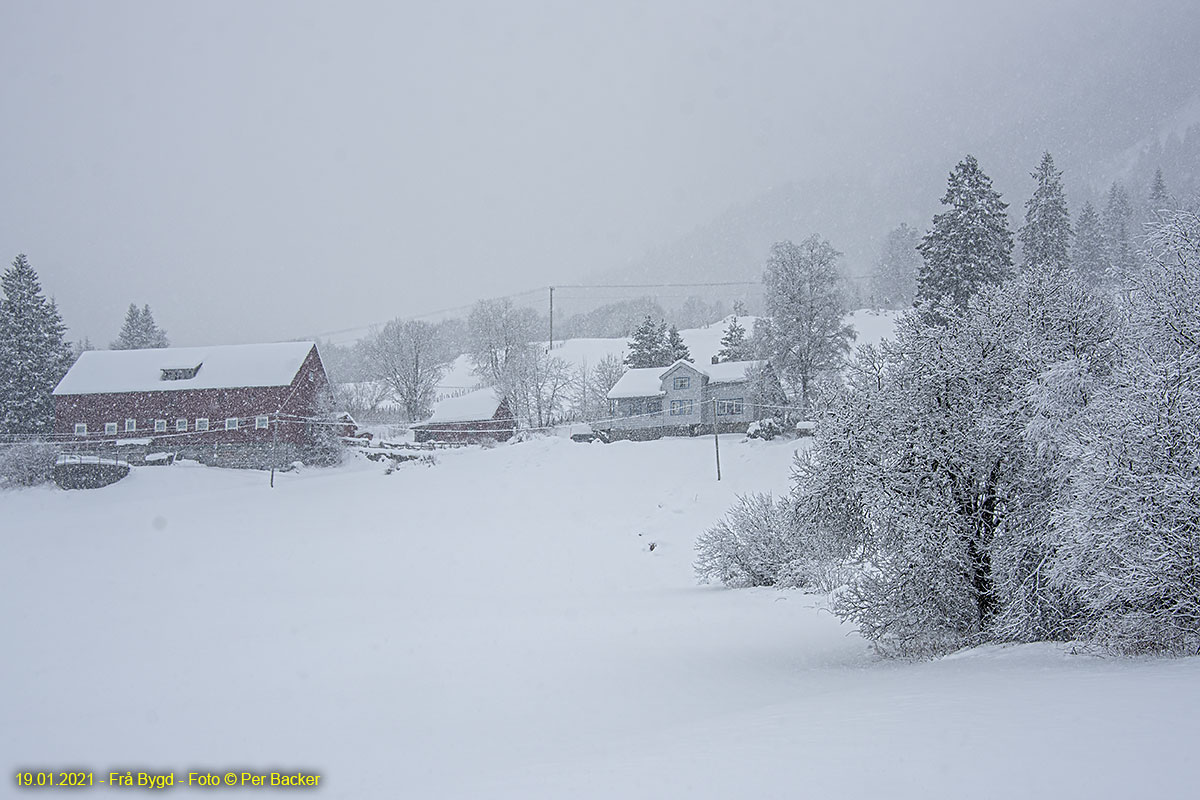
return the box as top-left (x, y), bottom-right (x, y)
top-left (606, 359), bottom-right (766, 399)
top-left (53, 341), bottom-right (319, 395)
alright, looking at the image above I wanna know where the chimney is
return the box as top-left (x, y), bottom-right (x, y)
top-left (711, 355), bottom-right (719, 365)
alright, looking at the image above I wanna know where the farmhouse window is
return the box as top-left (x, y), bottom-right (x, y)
top-left (176, 418), bottom-right (187, 432)
top-left (609, 399), bottom-right (616, 415)
top-left (104, 422), bottom-right (118, 435)
top-left (255, 415), bottom-right (269, 430)
top-left (125, 418), bottom-right (137, 433)
top-left (155, 419), bottom-right (167, 432)
top-left (647, 399), bottom-right (663, 413)
top-left (673, 376), bottom-right (690, 390)
top-left (196, 418), bottom-right (210, 431)
top-left (225, 417), bottom-right (239, 431)
top-left (716, 398), bottom-right (744, 416)
top-left (670, 399), bottom-right (694, 416)
top-left (74, 423), bottom-right (87, 436)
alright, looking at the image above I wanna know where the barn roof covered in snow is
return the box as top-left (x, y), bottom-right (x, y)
top-left (424, 387), bottom-right (506, 424)
top-left (53, 342), bottom-right (318, 396)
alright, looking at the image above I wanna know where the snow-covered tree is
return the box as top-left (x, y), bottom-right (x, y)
top-left (362, 318), bottom-right (448, 421)
top-left (0, 254), bottom-right (73, 434)
top-left (666, 324), bottom-right (691, 363)
top-left (1102, 182), bottom-right (1135, 278)
top-left (624, 316), bottom-right (669, 368)
top-left (760, 237), bottom-right (855, 414)
top-left (502, 347), bottom-right (573, 429)
top-left (1148, 167), bottom-right (1171, 211)
top-left (1072, 202), bottom-right (1108, 286)
top-left (917, 155), bottom-right (1014, 308)
top-left (1054, 210), bottom-right (1200, 653)
top-left (870, 223), bottom-right (921, 308)
top-left (1018, 152), bottom-right (1072, 271)
top-left (110, 303), bottom-right (169, 349)
top-left (468, 298), bottom-right (540, 385)
top-left (717, 316), bottom-right (753, 362)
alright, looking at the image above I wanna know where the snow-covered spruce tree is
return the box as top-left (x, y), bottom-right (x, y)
top-left (1054, 210), bottom-right (1200, 653)
top-left (717, 316), bottom-right (753, 362)
top-left (0, 255), bottom-right (73, 435)
top-left (362, 318), bottom-right (448, 421)
top-left (1018, 152), bottom-right (1072, 271)
top-left (110, 303), bottom-right (168, 349)
top-left (624, 316), bottom-right (669, 368)
top-left (1072, 202), bottom-right (1109, 286)
top-left (917, 155), bottom-right (1014, 309)
top-left (1102, 182), bottom-right (1136, 279)
top-left (869, 223), bottom-right (921, 308)
top-left (666, 324), bottom-right (691, 363)
top-left (760, 237), bottom-right (855, 415)
top-left (1148, 167), bottom-right (1171, 212)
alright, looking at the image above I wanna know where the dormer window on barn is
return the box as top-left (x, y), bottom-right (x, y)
top-left (161, 363), bottom-right (202, 381)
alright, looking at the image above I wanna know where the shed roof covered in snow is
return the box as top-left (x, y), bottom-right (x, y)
top-left (425, 387), bottom-right (506, 424)
top-left (607, 367), bottom-right (669, 400)
top-left (53, 342), bottom-right (318, 396)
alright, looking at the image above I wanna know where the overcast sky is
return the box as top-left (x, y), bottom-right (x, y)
top-left (2, 1), bottom-right (1197, 346)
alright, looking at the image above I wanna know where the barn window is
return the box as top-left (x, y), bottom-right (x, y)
top-left (225, 417), bottom-right (239, 431)
top-left (161, 364), bottom-right (202, 381)
top-left (105, 422), bottom-right (118, 435)
top-left (255, 415), bottom-right (269, 430)
top-left (196, 418), bottom-right (210, 431)
top-left (74, 423), bottom-right (87, 436)
top-left (176, 418), bottom-right (187, 432)
top-left (125, 418), bottom-right (136, 433)
top-left (155, 419), bottom-right (167, 432)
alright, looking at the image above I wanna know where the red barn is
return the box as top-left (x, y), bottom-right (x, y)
top-left (412, 388), bottom-right (516, 444)
top-left (52, 342), bottom-right (335, 467)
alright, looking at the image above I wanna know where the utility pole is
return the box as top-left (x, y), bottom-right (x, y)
top-left (270, 416), bottom-right (279, 488)
top-left (711, 397), bottom-right (721, 481)
top-left (548, 285), bottom-right (554, 352)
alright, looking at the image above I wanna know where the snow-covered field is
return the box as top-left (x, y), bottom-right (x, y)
top-left (5, 434), bottom-right (1198, 798)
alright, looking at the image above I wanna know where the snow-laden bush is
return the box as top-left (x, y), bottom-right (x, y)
top-left (0, 442), bottom-right (60, 488)
top-left (694, 493), bottom-right (798, 588)
top-left (746, 417), bottom-right (782, 440)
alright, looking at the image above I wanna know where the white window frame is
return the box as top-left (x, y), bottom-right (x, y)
top-left (225, 417), bottom-right (239, 431)
top-left (125, 418), bottom-right (137, 433)
top-left (104, 422), bottom-right (118, 436)
top-left (154, 419), bottom-right (167, 433)
top-left (670, 399), bottom-right (694, 416)
top-left (195, 418), bottom-right (210, 432)
top-left (716, 398), bottom-right (745, 416)
top-left (74, 422), bottom-right (87, 436)
top-left (255, 415), bottom-right (270, 430)
top-left (176, 418), bottom-right (188, 432)
top-left (673, 376), bottom-right (690, 390)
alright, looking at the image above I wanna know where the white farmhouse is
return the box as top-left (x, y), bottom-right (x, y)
top-left (598, 359), bottom-right (787, 441)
